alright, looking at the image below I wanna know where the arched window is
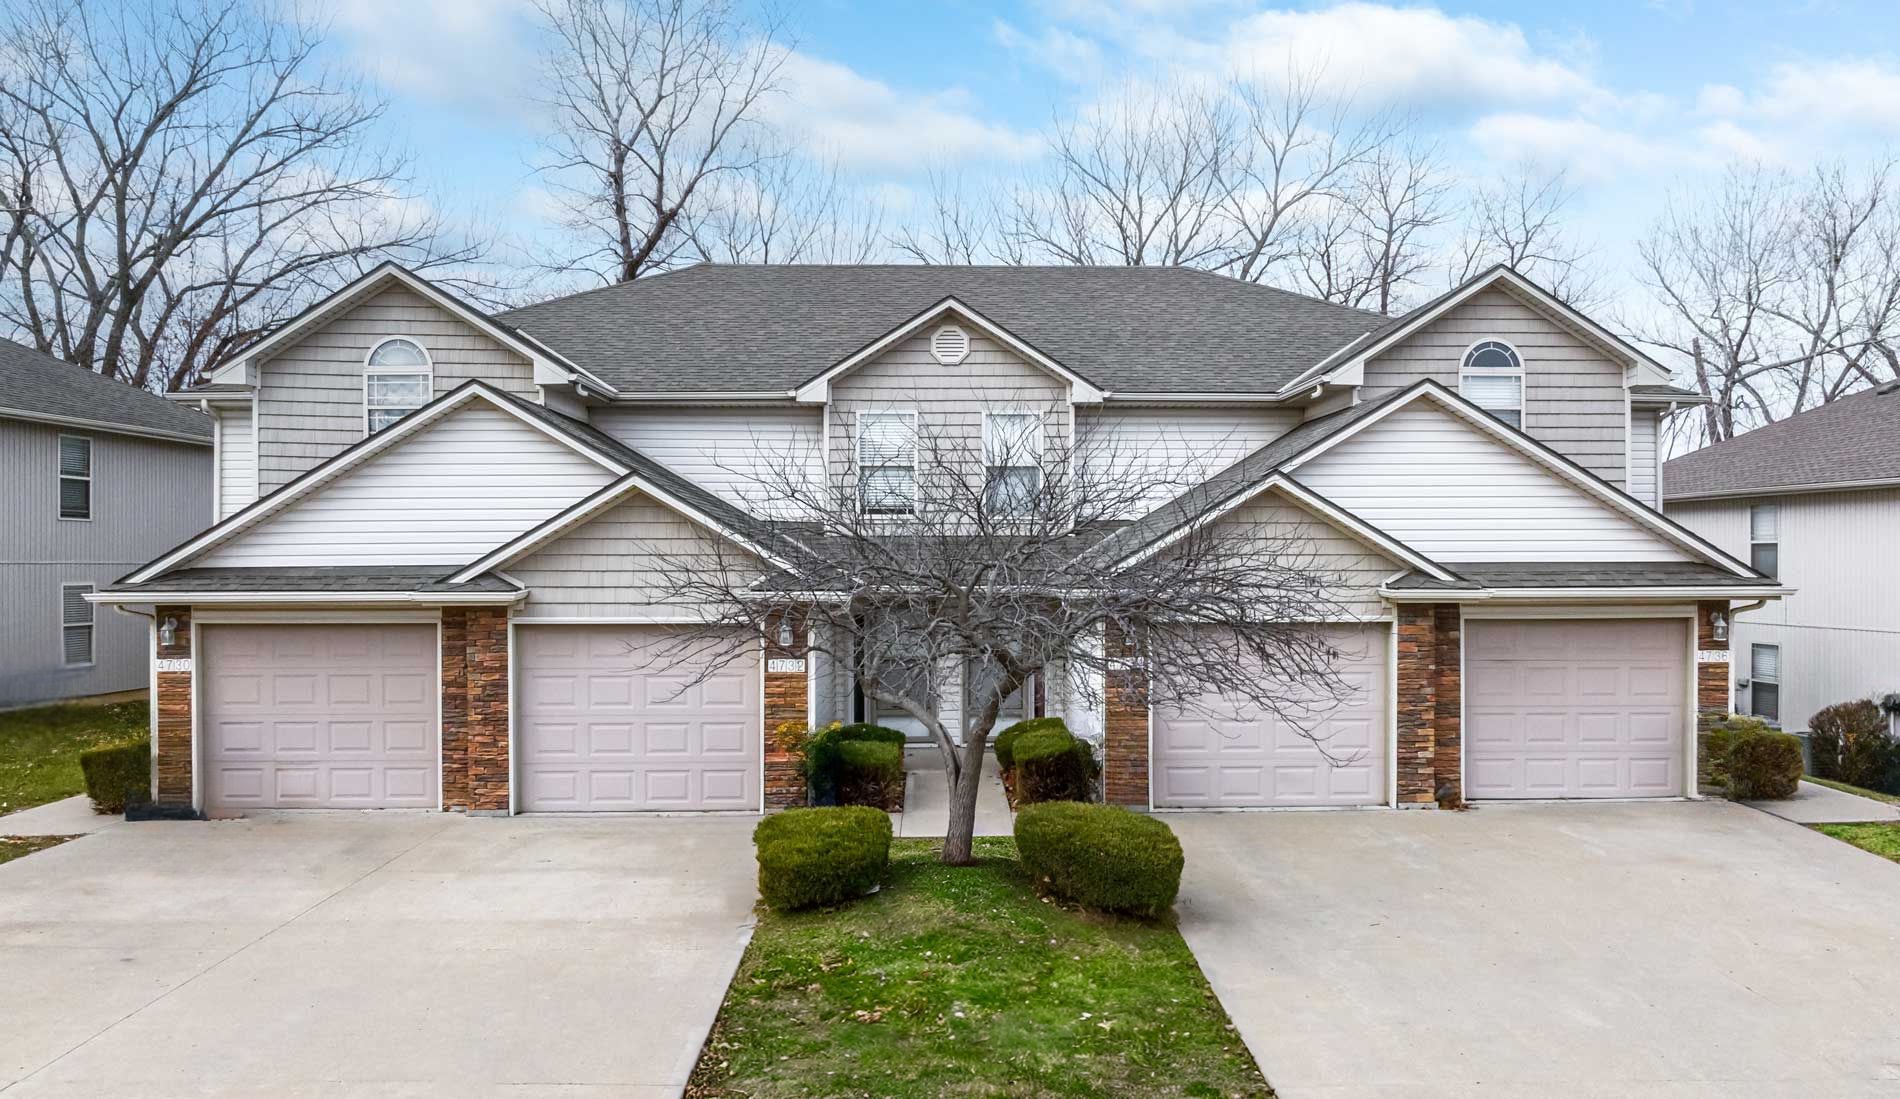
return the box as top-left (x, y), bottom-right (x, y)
top-left (364, 337), bottom-right (432, 434)
top-left (1460, 339), bottom-right (1523, 428)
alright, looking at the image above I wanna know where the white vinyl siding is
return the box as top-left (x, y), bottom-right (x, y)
top-left (60, 583), bottom-right (94, 666)
top-left (216, 404), bottom-right (257, 519)
top-left (58, 434), bottom-right (91, 519)
top-left (592, 405), bottom-right (822, 514)
top-left (1629, 406), bottom-right (1660, 507)
top-left (196, 403), bottom-right (613, 567)
top-left (1291, 404), bottom-right (1690, 563)
top-left (510, 492), bottom-right (764, 618)
top-left (1076, 406), bottom-right (1301, 515)
top-left (1361, 287), bottom-right (1630, 485)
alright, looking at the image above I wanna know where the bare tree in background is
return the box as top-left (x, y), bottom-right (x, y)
top-left (889, 168), bottom-right (1009, 265)
top-left (1295, 139), bottom-right (1450, 314)
top-left (642, 407), bottom-right (1359, 864)
top-left (1453, 165), bottom-right (1600, 308)
top-left (1636, 160), bottom-right (1900, 444)
top-left (534, 0), bottom-right (787, 281)
top-left (0, 0), bottom-right (486, 391)
top-left (681, 152), bottom-right (885, 264)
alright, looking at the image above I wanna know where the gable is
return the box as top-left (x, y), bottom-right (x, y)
top-left (254, 285), bottom-right (537, 494)
top-left (509, 491), bottom-right (765, 618)
top-left (196, 401), bottom-right (615, 568)
top-left (1358, 286), bottom-right (1629, 485)
top-left (1208, 486), bottom-right (1402, 618)
top-left (1289, 400), bottom-right (1690, 563)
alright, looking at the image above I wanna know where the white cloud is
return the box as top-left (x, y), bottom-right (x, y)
top-left (1731, 59), bottom-right (1900, 137)
top-left (328, 0), bottom-right (540, 119)
top-left (1467, 113), bottom-right (1688, 182)
top-left (766, 52), bottom-right (1043, 172)
top-left (992, 19), bottom-right (1108, 85)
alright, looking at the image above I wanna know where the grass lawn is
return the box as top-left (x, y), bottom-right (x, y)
top-left (688, 837), bottom-right (1271, 1099)
top-left (0, 835), bottom-right (76, 865)
top-left (1805, 776), bottom-right (1900, 806)
top-left (1813, 822), bottom-right (1900, 863)
top-left (0, 700), bottom-right (147, 817)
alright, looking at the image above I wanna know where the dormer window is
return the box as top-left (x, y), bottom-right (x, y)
top-left (1460, 340), bottom-right (1523, 429)
top-left (365, 338), bottom-right (432, 434)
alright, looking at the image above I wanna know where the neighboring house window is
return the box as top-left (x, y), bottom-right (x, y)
top-left (61, 584), bottom-right (94, 667)
top-left (365, 337), bottom-right (432, 434)
top-left (58, 434), bottom-right (91, 520)
top-left (1750, 643), bottom-right (1780, 724)
top-left (1749, 503), bottom-right (1779, 577)
top-left (983, 412), bottom-right (1043, 516)
top-left (858, 411), bottom-right (917, 514)
top-left (1460, 340), bottom-right (1524, 428)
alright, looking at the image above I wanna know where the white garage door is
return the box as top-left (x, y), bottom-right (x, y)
top-left (1152, 625), bottom-right (1388, 808)
top-left (517, 625), bottom-right (760, 812)
top-left (1465, 618), bottom-right (1688, 799)
top-left (202, 624), bottom-right (438, 813)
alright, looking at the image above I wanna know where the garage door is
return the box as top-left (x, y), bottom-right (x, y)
top-left (202, 624), bottom-right (438, 813)
top-left (1152, 625), bottom-right (1388, 808)
top-left (517, 625), bottom-right (760, 811)
top-left (1465, 618), bottom-right (1688, 799)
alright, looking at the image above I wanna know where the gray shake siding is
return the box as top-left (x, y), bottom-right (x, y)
top-left (510, 493), bottom-right (763, 618)
top-left (0, 418), bottom-right (210, 705)
top-left (1360, 287), bottom-right (1630, 485)
top-left (255, 286), bottom-right (535, 495)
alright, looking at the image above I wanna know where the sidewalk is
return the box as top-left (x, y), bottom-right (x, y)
top-left (890, 746), bottom-right (1014, 838)
top-left (0, 794), bottom-right (120, 837)
top-left (1745, 780), bottom-right (1900, 824)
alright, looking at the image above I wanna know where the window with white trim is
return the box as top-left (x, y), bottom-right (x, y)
top-left (1749, 503), bottom-right (1779, 578)
top-left (61, 583), bottom-right (94, 666)
top-left (1750, 643), bottom-right (1780, 724)
top-left (857, 411), bottom-right (917, 514)
top-left (983, 412), bottom-right (1043, 516)
top-left (58, 434), bottom-right (91, 519)
top-left (365, 338), bottom-right (432, 434)
top-left (1460, 340), bottom-right (1524, 428)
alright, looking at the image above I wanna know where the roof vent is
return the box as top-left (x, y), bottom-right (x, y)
top-left (930, 324), bottom-right (970, 366)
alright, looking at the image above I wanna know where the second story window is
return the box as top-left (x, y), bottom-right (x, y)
top-left (984, 412), bottom-right (1043, 516)
top-left (1749, 503), bottom-right (1779, 577)
top-left (365, 337), bottom-right (432, 434)
top-left (58, 434), bottom-right (91, 520)
top-left (1460, 340), bottom-right (1524, 428)
top-left (858, 410), bottom-right (916, 515)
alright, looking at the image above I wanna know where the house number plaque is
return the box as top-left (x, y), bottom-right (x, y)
top-left (155, 658), bottom-right (193, 673)
top-left (1695, 650), bottom-right (1730, 664)
top-left (767, 658), bottom-right (806, 674)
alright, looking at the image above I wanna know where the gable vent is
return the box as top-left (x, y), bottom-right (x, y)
top-left (930, 324), bottom-right (970, 366)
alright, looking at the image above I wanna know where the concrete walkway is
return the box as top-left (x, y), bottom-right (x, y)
top-left (0, 811), bottom-right (758, 1098)
top-left (1167, 800), bottom-right (1900, 1099)
top-left (0, 795), bottom-right (122, 837)
top-left (1746, 779), bottom-right (1900, 824)
top-left (890, 747), bottom-right (1013, 838)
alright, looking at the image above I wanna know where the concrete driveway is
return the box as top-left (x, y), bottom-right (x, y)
top-left (0, 812), bottom-right (759, 1098)
top-left (1167, 801), bottom-right (1900, 1099)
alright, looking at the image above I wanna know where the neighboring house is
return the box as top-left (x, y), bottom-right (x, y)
top-left (0, 337), bottom-right (212, 707)
top-left (1665, 382), bottom-right (1900, 732)
top-left (93, 261), bottom-right (1783, 817)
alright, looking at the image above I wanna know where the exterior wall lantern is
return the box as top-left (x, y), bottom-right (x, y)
top-left (1710, 612), bottom-right (1728, 642)
top-left (776, 615), bottom-right (794, 648)
top-left (158, 615), bottom-right (179, 648)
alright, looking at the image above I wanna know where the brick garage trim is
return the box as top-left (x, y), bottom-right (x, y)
top-left (1102, 624), bottom-right (1149, 808)
top-left (1694, 600), bottom-right (1733, 795)
top-left (763, 616), bottom-right (811, 809)
top-left (153, 605), bottom-right (193, 806)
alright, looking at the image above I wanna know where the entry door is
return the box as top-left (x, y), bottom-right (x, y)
top-left (1464, 618), bottom-right (1688, 799)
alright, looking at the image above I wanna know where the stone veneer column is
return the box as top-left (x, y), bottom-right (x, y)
top-left (153, 605), bottom-right (193, 806)
top-left (1102, 624), bottom-right (1150, 808)
top-left (1694, 600), bottom-right (1732, 793)
top-left (464, 608), bottom-right (510, 812)
top-left (1394, 605), bottom-right (1438, 805)
top-left (762, 616), bottom-right (810, 809)
top-left (1431, 604), bottom-right (1463, 806)
top-left (440, 609), bottom-right (471, 811)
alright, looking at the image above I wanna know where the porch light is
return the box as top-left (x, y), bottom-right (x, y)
top-left (1710, 612), bottom-right (1728, 642)
top-left (777, 616), bottom-right (794, 647)
top-left (158, 616), bottom-right (178, 648)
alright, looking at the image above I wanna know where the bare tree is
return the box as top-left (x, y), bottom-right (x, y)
top-left (1295, 139), bottom-right (1450, 314)
top-left (1452, 165), bottom-right (1600, 308)
top-left (641, 405), bottom-right (1360, 864)
top-left (1635, 160), bottom-right (1900, 444)
top-left (680, 151), bottom-right (886, 264)
top-left (888, 167), bottom-right (1007, 265)
top-left (533, 0), bottom-right (787, 282)
top-left (0, 0), bottom-right (486, 391)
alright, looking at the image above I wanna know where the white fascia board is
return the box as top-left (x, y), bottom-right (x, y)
top-left (1280, 382), bottom-right (1761, 578)
top-left (1379, 584), bottom-right (1793, 603)
top-left (123, 383), bottom-right (630, 584)
top-left (793, 297), bottom-right (1106, 404)
top-left (0, 407), bottom-right (213, 447)
top-left (86, 589), bottom-right (528, 606)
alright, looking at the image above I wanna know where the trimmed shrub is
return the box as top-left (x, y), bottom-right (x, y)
top-left (754, 806), bottom-right (892, 911)
top-left (79, 738), bottom-right (149, 814)
top-left (834, 723), bottom-right (907, 748)
top-left (993, 716), bottom-right (1065, 771)
top-left (1726, 729), bottom-right (1805, 799)
top-left (1013, 724), bottom-right (1098, 805)
top-left (836, 740), bottom-right (904, 810)
top-left (1808, 699), bottom-right (1900, 793)
top-left (797, 722), bottom-right (908, 806)
top-left (1015, 801), bottom-right (1183, 918)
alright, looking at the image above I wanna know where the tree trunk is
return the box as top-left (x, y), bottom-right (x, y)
top-left (940, 734), bottom-right (990, 865)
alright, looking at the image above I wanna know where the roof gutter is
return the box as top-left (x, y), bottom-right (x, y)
top-left (0, 405), bottom-right (213, 447)
top-left (1663, 477), bottom-right (1900, 503)
top-left (1379, 584), bottom-right (1795, 603)
top-left (85, 589), bottom-right (529, 607)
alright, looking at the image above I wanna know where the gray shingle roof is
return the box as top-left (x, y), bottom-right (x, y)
top-left (105, 566), bottom-right (521, 595)
top-left (496, 264), bottom-right (1383, 395)
top-left (1663, 383), bottom-right (1900, 500)
top-left (1385, 562), bottom-right (1776, 590)
top-left (1630, 383), bottom-right (1704, 403)
top-left (0, 335), bottom-right (212, 441)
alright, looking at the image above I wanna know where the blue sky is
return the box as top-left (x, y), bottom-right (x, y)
top-left (321, 0), bottom-right (1900, 308)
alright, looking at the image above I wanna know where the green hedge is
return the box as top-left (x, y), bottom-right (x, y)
top-left (755, 806), bottom-right (893, 911)
top-left (1808, 700), bottom-right (1900, 793)
top-left (1014, 802), bottom-right (1183, 918)
top-left (993, 717), bottom-right (1065, 771)
top-left (1704, 715), bottom-right (1804, 800)
top-left (802, 723), bottom-right (908, 806)
top-left (836, 740), bottom-right (904, 810)
top-left (1012, 724), bottom-right (1097, 805)
top-left (79, 738), bottom-right (149, 814)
